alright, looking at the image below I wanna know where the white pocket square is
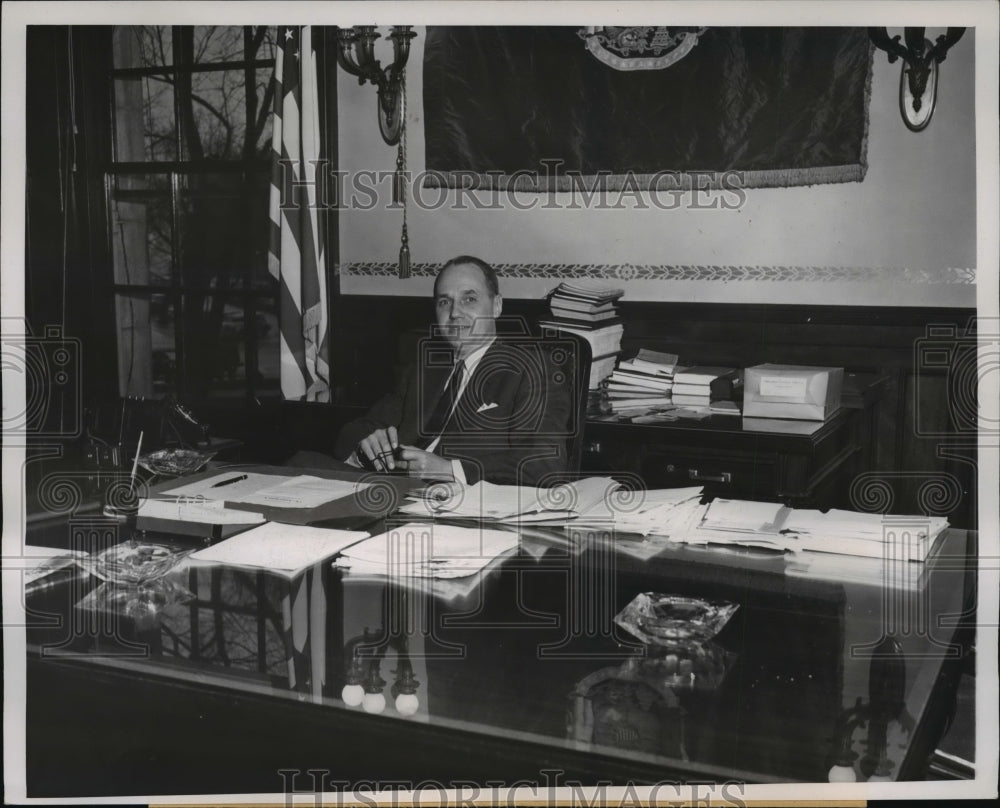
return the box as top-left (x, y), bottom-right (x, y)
top-left (476, 401), bottom-right (499, 413)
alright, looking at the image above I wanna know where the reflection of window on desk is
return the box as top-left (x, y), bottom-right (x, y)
top-left (108, 26), bottom-right (279, 402)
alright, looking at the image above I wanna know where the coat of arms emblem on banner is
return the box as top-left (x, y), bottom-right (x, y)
top-left (578, 26), bottom-right (709, 71)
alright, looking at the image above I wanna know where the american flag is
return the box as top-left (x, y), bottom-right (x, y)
top-left (268, 26), bottom-right (330, 401)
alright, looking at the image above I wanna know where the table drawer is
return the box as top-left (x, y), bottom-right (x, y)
top-left (640, 450), bottom-right (778, 498)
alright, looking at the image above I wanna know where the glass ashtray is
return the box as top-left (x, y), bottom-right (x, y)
top-left (82, 541), bottom-right (192, 584)
top-left (615, 593), bottom-right (739, 646)
top-left (138, 448), bottom-right (215, 476)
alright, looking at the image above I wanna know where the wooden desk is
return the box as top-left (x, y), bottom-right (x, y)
top-left (584, 408), bottom-right (862, 507)
top-left (22, 516), bottom-right (975, 797)
top-left (584, 374), bottom-right (888, 509)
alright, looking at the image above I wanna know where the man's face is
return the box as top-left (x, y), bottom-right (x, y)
top-left (434, 263), bottom-right (503, 358)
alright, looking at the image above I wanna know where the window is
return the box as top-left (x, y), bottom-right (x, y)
top-left (109, 26), bottom-right (278, 401)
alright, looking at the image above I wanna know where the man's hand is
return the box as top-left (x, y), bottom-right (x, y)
top-left (396, 445), bottom-right (456, 480)
top-left (357, 427), bottom-right (399, 472)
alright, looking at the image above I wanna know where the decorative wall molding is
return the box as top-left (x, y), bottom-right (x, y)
top-left (337, 263), bottom-right (976, 284)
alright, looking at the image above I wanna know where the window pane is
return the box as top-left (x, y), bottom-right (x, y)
top-left (179, 69), bottom-right (249, 160)
top-left (191, 27), bottom-right (246, 64)
top-left (250, 67), bottom-right (276, 159)
top-left (179, 175), bottom-right (257, 289)
top-left (251, 26), bottom-right (276, 62)
top-left (114, 291), bottom-right (175, 397)
top-left (110, 180), bottom-right (173, 286)
top-left (181, 295), bottom-right (247, 398)
top-left (150, 293), bottom-right (177, 394)
top-left (114, 25), bottom-right (173, 69)
top-left (253, 297), bottom-right (281, 394)
top-left (114, 76), bottom-right (176, 162)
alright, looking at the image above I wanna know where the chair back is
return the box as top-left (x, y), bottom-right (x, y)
top-left (537, 325), bottom-right (592, 474)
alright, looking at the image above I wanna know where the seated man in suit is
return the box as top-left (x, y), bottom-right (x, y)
top-left (334, 256), bottom-right (573, 486)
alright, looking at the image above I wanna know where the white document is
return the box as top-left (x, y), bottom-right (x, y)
top-left (160, 471), bottom-right (291, 501)
top-left (700, 499), bottom-right (789, 532)
top-left (783, 508), bottom-right (947, 538)
top-left (335, 522), bottom-right (520, 579)
top-left (138, 498), bottom-right (265, 525)
top-left (190, 522), bottom-right (369, 578)
top-left (229, 475), bottom-right (370, 509)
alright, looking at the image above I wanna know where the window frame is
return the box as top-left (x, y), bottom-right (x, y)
top-left (106, 25), bottom-right (279, 403)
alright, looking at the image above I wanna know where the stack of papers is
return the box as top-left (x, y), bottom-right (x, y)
top-left (190, 522), bottom-right (369, 578)
top-left (391, 478), bottom-right (949, 567)
top-left (333, 522), bottom-right (520, 579)
top-left (700, 499), bottom-right (790, 533)
top-left (400, 478), bottom-right (620, 523)
top-left (682, 500), bottom-right (948, 561)
top-left (572, 486), bottom-right (706, 536)
top-left (781, 509), bottom-right (948, 561)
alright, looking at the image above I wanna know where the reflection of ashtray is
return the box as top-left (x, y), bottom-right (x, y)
top-left (624, 642), bottom-right (736, 691)
top-left (138, 448), bottom-right (215, 476)
top-left (83, 541), bottom-right (191, 584)
top-left (76, 578), bottom-right (195, 630)
top-left (615, 593), bottom-right (739, 646)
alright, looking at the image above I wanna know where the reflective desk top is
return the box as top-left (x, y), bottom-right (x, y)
top-left (22, 482), bottom-right (976, 797)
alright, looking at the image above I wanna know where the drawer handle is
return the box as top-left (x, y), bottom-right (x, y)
top-left (688, 469), bottom-right (732, 483)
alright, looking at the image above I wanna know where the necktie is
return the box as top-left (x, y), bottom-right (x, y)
top-left (417, 361), bottom-right (465, 449)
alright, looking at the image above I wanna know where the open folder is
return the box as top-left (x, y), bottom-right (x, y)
top-left (147, 468), bottom-right (423, 529)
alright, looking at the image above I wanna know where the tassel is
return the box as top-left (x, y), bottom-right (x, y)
top-left (398, 223), bottom-right (411, 279)
top-left (393, 145), bottom-right (405, 206)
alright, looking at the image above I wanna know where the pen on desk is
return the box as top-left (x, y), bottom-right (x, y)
top-left (211, 474), bottom-right (249, 489)
top-left (128, 430), bottom-right (144, 494)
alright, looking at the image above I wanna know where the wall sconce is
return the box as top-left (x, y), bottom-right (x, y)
top-left (336, 25), bottom-right (416, 279)
top-left (336, 25), bottom-right (416, 146)
top-left (868, 27), bottom-right (966, 132)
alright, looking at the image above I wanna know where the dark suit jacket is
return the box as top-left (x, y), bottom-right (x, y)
top-left (334, 338), bottom-right (574, 486)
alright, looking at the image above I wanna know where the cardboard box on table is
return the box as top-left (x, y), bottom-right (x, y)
top-left (743, 364), bottom-right (844, 421)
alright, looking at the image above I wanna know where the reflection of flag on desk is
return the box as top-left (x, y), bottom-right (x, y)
top-left (269, 26), bottom-right (330, 401)
top-left (424, 27), bottom-right (871, 190)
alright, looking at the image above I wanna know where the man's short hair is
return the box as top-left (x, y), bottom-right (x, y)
top-left (436, 255), bottom-right (500, 298)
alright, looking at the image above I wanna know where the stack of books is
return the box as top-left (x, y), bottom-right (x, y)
top-left (539, 281), bottom-right (626, 389)
top-left (546, 280), bottom-right (624, 325)
top-left (672, 366), bottom-right (739, 408)
top-left (604, 349), bottom-right (678, 413)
